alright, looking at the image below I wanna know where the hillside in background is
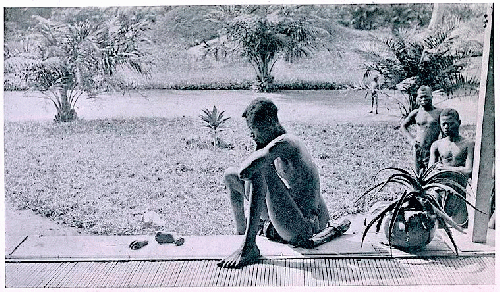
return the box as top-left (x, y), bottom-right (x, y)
top-left (4, 4), bottom-right (488, 91)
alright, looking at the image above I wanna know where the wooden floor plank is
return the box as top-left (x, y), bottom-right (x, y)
top-left (150, 261), bottom-right (171, 287)
top-left (5, 256), bottom-right (495, 288)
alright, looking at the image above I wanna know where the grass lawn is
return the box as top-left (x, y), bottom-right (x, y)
top-left (3, 90), bottom-right (477, 236)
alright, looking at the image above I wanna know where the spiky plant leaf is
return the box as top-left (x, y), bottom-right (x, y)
top-left (380, 167), bottom-right (422, 188)
top-left (437, 216), bottom-right (459, 255)
top-left (361, 200), bottom-right (399, 247)
top-left (354, 181), bottom-right (386, 204)
top-left (424, 181), bottom-right (468, 200)
top-left (424, 183), bottom-right (483, 214)
top-left (199, 105), bottom-right (231, 148)
top-left (378, 173), bottom-right (421, 193)
top-left (429, 203), bottom-right (466, 234)
top-left (386, 191), bottom-right (415, 252)
top-left (359, 165), bottom-right (483, 254)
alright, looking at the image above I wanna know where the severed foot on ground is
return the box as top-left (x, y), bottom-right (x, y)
top-left (217, 244), bottom-right (261, 269)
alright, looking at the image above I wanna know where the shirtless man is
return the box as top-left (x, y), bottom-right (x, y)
top-left (218, 98), bottom-right (330, 268)
top-left (428, 108), bottom-right (474, 227)
top-left (401, 86), bottom-right (442, 174)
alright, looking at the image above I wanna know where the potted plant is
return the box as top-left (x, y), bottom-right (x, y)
top-left (358, 165), bottom-right (483, 254)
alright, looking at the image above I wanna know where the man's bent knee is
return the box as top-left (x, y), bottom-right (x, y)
top-left (224, 167), bottom-right (242, 187)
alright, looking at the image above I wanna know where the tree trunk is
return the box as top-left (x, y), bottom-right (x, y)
top-left (428, 3), bottom-right (446, 31)
top-left (55, 88), bottom-right (77, 122)
top-left (252, 56), bottom-right (275, 92)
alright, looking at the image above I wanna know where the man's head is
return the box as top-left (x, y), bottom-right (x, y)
top-left (440, 108), bottom-right (461, 137)
top-left (242, 98), bottom-right (286, 149)
top-left (417, 86), bottom-right (433, 108)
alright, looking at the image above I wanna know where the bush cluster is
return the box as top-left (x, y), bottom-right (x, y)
top-left (4, 80), bottom-right (354, 92)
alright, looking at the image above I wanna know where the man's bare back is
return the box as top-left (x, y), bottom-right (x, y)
top-left (239, 134), bottom-right (329, 238)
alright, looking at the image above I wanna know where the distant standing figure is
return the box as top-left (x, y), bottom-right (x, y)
top-left (368, 75), bottom-right (380, 114)
top-left (428, 108), bottom-right (474, 227)
top-left (401, 86), bottom-right (442, 174)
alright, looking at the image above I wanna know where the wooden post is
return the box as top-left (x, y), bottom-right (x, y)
top-left (470, 5), bottom-right (494, 243)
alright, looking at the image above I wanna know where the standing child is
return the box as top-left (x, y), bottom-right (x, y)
top-left (368, 75), bottom-right (380, 114)
top-left (401, 86), bottom-right (442, 175)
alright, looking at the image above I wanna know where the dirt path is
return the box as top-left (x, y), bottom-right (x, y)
top-left (5, 203), bottom-right (82, 254)
top-left (4, 89), bottom-right (478, 124)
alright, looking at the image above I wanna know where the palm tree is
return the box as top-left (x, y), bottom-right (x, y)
top-left (364, 17), bottom-right (481, 117)
top-left (206, 5), bottom-right (324, 92)
top-left (14, 7), bottom-right (153, 122)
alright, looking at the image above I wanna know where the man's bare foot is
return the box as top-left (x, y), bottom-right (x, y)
top-left (217, 244), bottom-right (261, 268)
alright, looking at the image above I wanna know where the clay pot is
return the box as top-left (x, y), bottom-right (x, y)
top-left (384, 209), bottom-right (437, 250)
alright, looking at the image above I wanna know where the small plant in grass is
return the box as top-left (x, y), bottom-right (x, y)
top-left (200, 105), bottom-right (231, 148)
top-left (357, 165), bottom-right (483, 254)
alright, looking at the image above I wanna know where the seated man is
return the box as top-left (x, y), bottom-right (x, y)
top-left (218, 98), bottom-right (330, 269)
top-left (428, 108), bottom-right (474, 227)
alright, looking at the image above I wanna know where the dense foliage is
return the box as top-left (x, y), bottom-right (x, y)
top-left (205, 6), bottom-right (325, 92)
top-left (4, 5), bottom-right (487, 98)
top-left (364, 18), bottom-right (482, 117)
top-left (336, 4), bottom-right (433, 31)
top-left (5, 7), bottom-right (154, 122)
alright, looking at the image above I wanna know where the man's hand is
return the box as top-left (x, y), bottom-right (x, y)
top-left (433, 162), bottom-right (445, 170)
